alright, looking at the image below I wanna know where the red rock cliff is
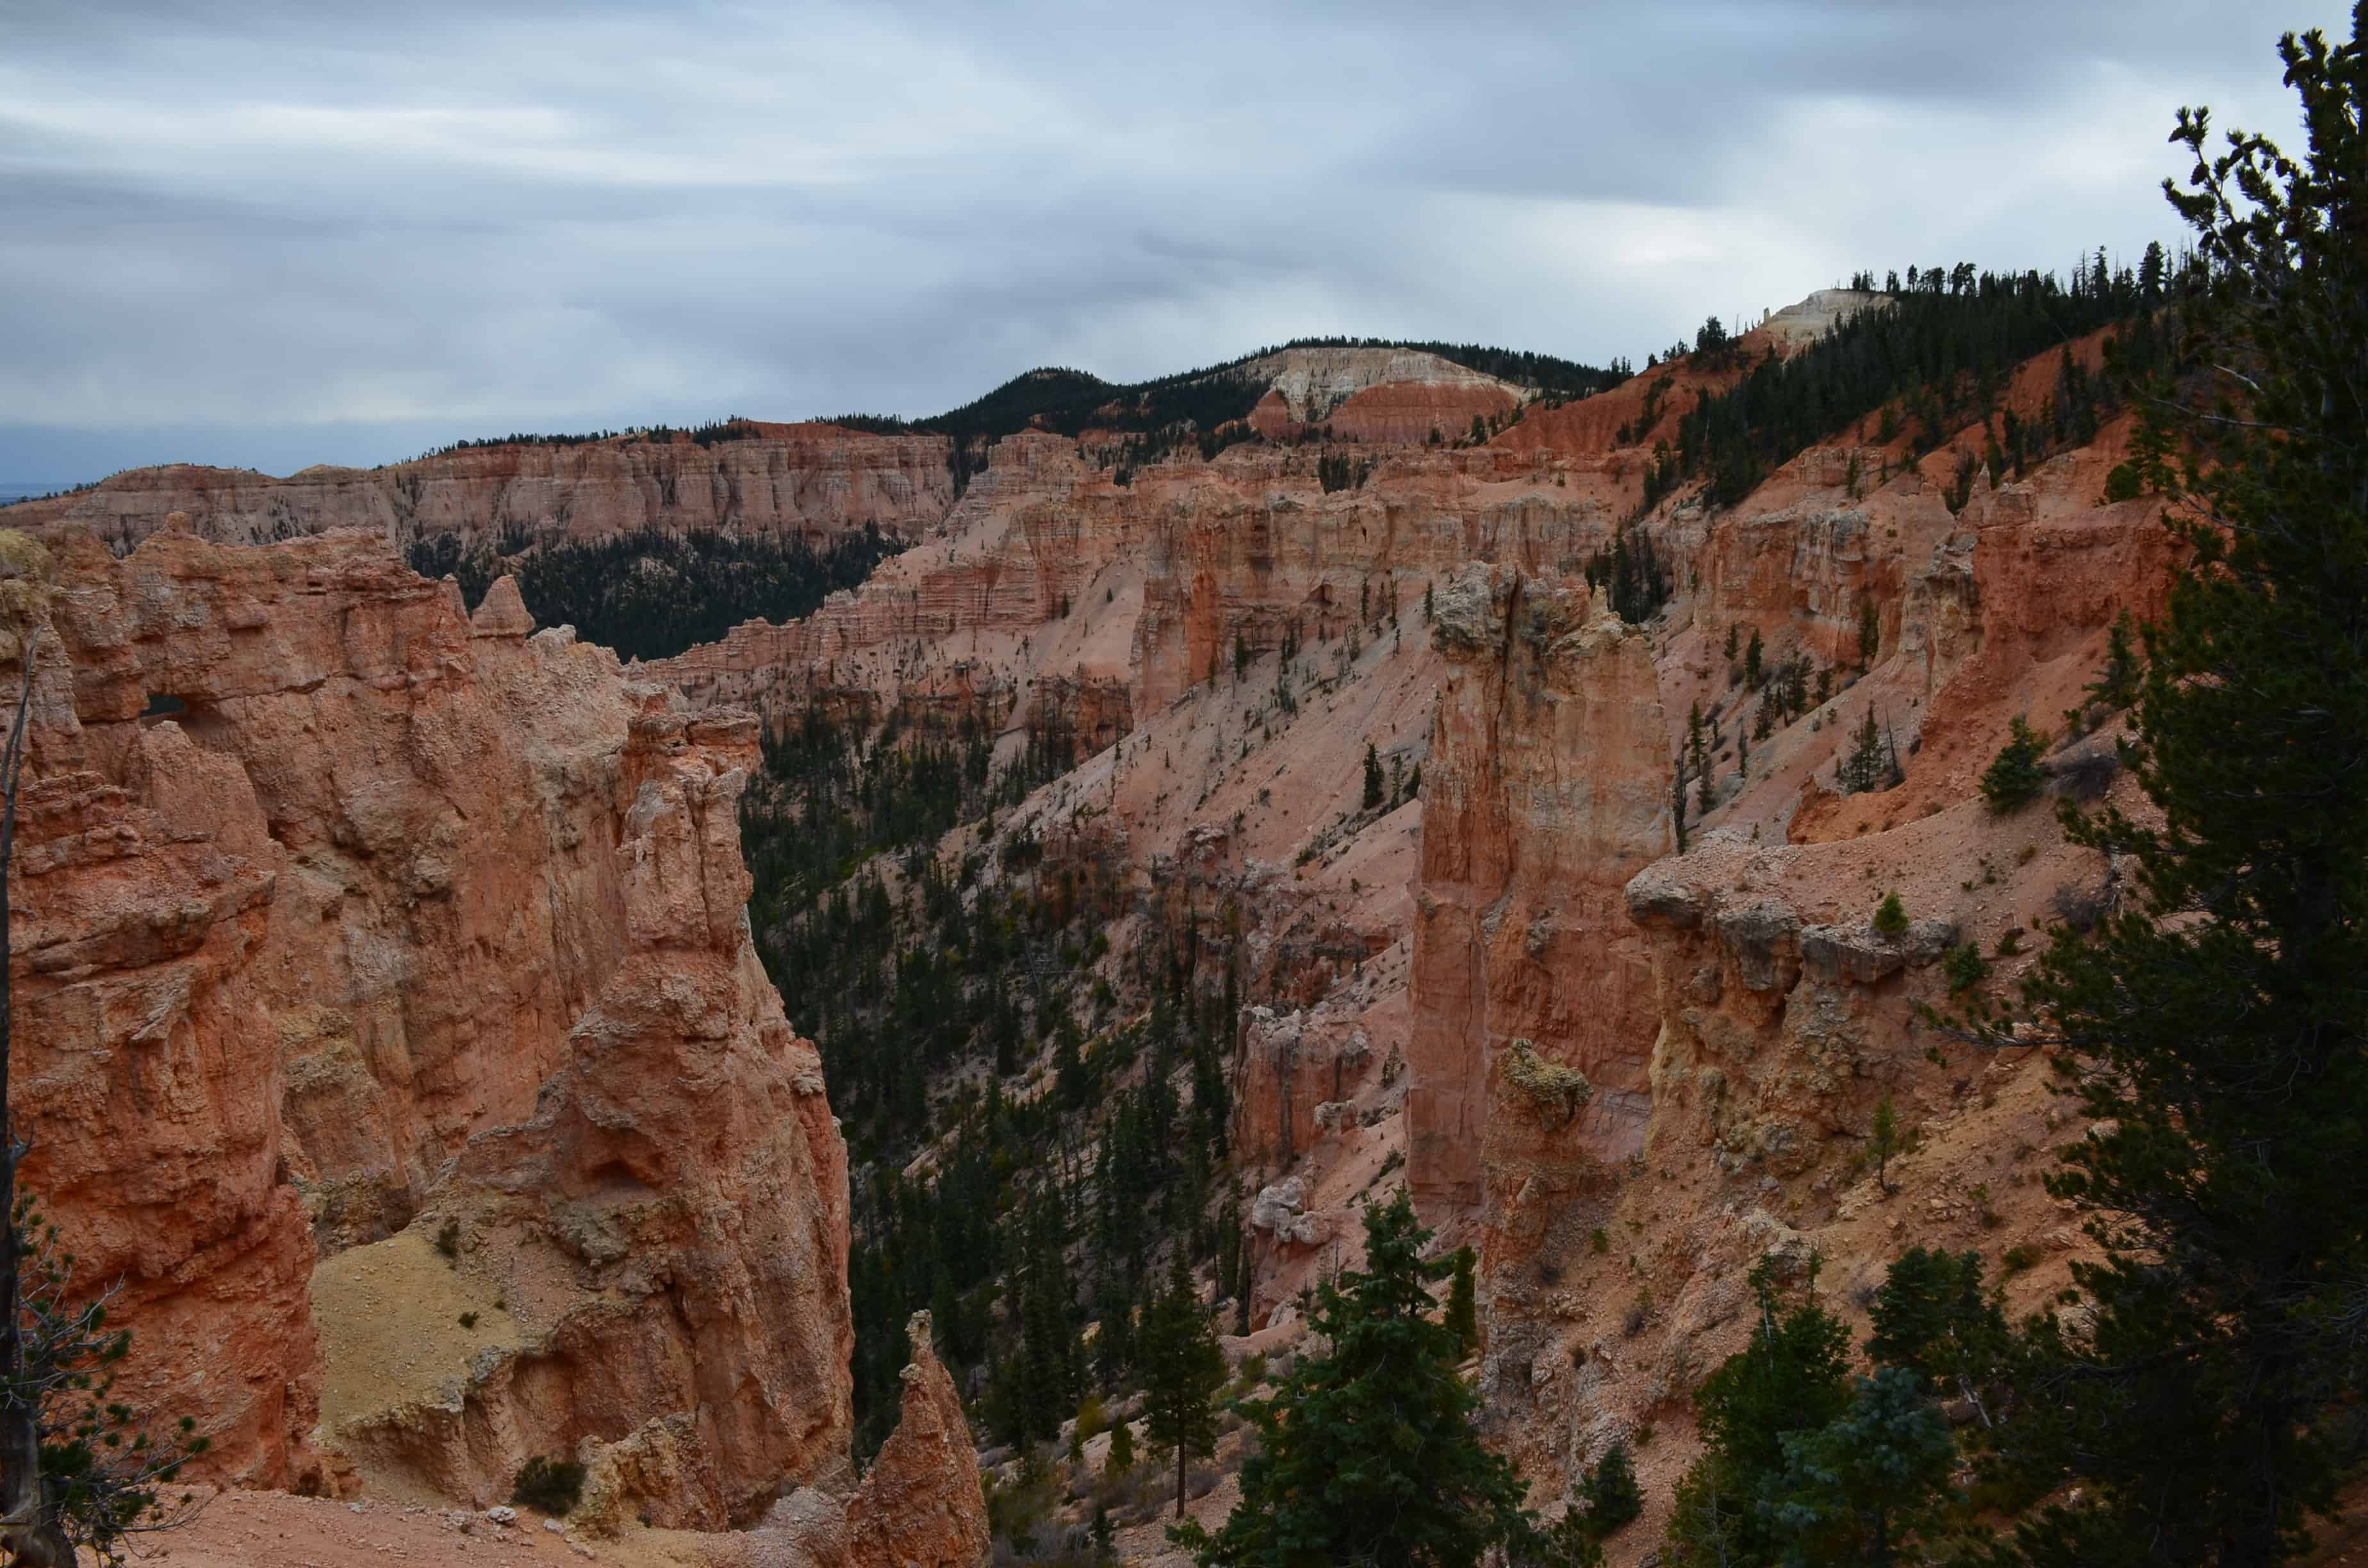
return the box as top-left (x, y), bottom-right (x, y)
top-left (1, 424), bottom-right (954, 554)
top-left (1, 521), bottom-right (851, 1512)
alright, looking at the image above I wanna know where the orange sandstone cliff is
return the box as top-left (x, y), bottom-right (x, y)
top-left (0, 520), bottom-right (853, 1523)
top-left (2, 425), bottom-right (954, 554)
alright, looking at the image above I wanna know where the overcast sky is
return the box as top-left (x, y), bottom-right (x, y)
top-left (0, 0), bottom-right (2346, 485)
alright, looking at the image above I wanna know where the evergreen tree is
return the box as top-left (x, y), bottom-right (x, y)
top-left (1866, 1093), bottom-right (1904, 1193)
top-left (1363, 743), bottom-right (1385, 812)
top-left (1577, 1441), bottom-right (1643, 1539)
top-left (1666, 1258), bottom-right (1852, 1567)
top-left (1864, 1248), bottom-right (2007, 1422)
top-left (1837, 707), bottom-right (1895, 795)
top-left (2084, 612), bottom-right (2142, 711)
top-left (1973, 17), bottom-right (2368, 1562)
top-left (1770, 1367), bottom-right (1958, 1566)
top-left (1445, 1245), bottom-right (1479, 1357)
top-left (1139, 1255), bottom-right (1225, 1520)
top-left (1107, 1417), bottom-right (1136, 1474)
top-left (1745, 628), bottom-right (1765, 689)
top-left (1177, 1194), bottom-right (1533, 1567)
top-left (1978, 715), bottom-right (2047, 812)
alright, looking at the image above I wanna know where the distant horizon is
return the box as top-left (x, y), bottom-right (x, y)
top-left (0, 266), bottom-right (2131, 491)
top-left (8, 0), bottom-right (2335, 490)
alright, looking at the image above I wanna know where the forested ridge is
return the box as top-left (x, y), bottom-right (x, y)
top-left (407, 523), bottom-right (901, 662)
top-left (1647, 250), bottom-right (2179, 510)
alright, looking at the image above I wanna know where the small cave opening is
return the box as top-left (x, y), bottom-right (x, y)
top-left (140, 692), bottom-right (187, 720)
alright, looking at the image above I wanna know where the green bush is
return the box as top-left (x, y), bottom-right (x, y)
top-left (1942, 943), bottom-right (1990, 992)
top-left (1871, 892), bottom-right (1909, 937)
top-left (511, 1455), bottom-right (587, 1517)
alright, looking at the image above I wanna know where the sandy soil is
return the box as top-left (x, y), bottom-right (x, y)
top-left (136, 1489), bottom-right (713, 1568)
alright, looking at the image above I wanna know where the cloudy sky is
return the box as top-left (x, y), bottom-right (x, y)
top-left (0, 0), bottom-right (2345, 485)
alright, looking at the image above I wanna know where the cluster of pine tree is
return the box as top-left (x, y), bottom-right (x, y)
top-left (1583, 524), bottom-right (1672, 624)
top-left (1643, 246), bottom-right (2179, 512)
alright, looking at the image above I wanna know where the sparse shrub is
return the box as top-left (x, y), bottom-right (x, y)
top-left (435, 1219), bottom-right (461, 1260)
top-left (1589, 1227), bottom-right (1610, 1255)
top-left (1871, 891), bottom-right (1909, 937)
top-left (511, 1455), bottom-right (586, 1517)
top-left (1502, 1040), bottom-right (1594, 1128)
top-left (458, 1311), bottom-right (478, 1330)
top-left (1942, 943), bottom-right (1989, 992)
top-left (2050, 744), bottom-right (2123, 801)
top-left (1995, 927), bottom-right (2025, 956)
top-left (1622, 1289), bottom-right (1653, 1339)
top-left (2001, 1245), bottom-right (2043, 1276)
top-left (1979, 715), bottom-right (2048, 812)
top-left (2051, 879), bottom-right (2112, 931)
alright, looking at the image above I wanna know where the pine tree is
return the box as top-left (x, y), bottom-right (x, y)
top-left (1838, 708), bottom-right (1891, 795)
top-left (1970, 17), bottom-right (2368, 1562)
top-left (1666, 1258), bottom-right (1852, 1567)
top-left (1745, 628), bottom-right (1764, 689)
top-left (1445, 1245), bottom-right (1479, 1357)
top-left (1978, 715), bottom-right (2047, 812)
top-left (1770, 1366), bottom-right (1959, 1565)
top-left (2084, 612), bottom-right (2142, 711)
top-left (1177, 1194), bottom-right (1533, 1567)
top-left (1577, 1441), bottom-right (1643, 1539)
top-left (1139, 1255), bottom-right (1224, 1520)
top-left (1106, 1417), bottom-right (1136, 1474)
top-left (1865, 1248), bottom-right (2008, 1420)
top-left (1363, 743), bottom-right (1385, 812)
top-left (1867, 1092), bottom-right (1904, 1193)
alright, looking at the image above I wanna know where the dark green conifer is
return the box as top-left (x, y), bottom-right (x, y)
top-left (1139, 1254), bottom-right (1225, 1520)
top-left (1176, 1195), bottom-right (1533, 1567)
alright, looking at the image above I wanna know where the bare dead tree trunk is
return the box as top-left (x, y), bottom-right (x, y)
top-left (0, 628), bottom-right (67, 1566)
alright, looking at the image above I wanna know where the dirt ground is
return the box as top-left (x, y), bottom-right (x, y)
top-left (136, 1489), bottom-right (716, 1568)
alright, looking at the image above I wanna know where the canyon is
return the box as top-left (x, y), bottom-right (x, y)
top-left (0, 313), bottom-right (2180, 1562)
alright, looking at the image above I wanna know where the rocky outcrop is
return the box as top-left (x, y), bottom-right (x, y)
top-left (1, 425), bottom-right (955, 555)
top-left (1234, 1004), bottom-right (1376, 1166)
top-left (845, 1312), bottom-right (989, 1568)
top-left (1407, 566), bottom-right (1670, 1213)
top-left (322, 693), bottom-right (851, 1528)
top-left (2, 521), bottom-right (851, 1508)
top-left (1241, 347), bottom-right (1527, 445)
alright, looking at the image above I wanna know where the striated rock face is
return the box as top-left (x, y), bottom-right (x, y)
top-left (1241, 347), bottom-right (1527, 445)
top-left (1234, 1004), bottom-right (1376, 1168)
top-left (0, 425), bottom-right (955, 555)
top-left (845, 1312), bottom-right (989, 1568)
top-left (1407, 565), bottom-right (1670, 1214)
top-left (324, 692), bottom-right (852, 1528)
top-left (2, 522), bottom-right (851, 1508)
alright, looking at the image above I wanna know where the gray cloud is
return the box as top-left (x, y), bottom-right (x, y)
top-left (0, 0), bottom-right (2347, 483)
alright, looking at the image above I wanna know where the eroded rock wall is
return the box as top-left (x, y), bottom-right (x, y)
top-left (1406, 566), bottom-right (1670, 1215)
top-left (1, 425), bottom-right (955, 555)
top-left (3, 521), bottom-right (851, 1509)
